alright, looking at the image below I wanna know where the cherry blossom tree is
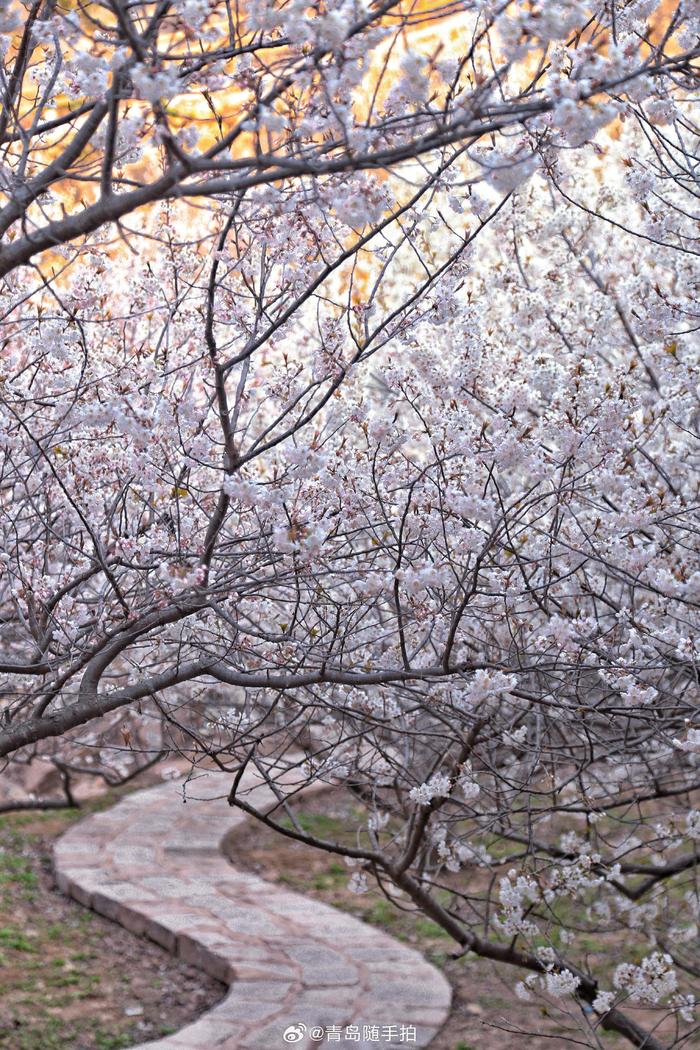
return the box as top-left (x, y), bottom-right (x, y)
top-left (1, 0), bottom-right (700, 1046)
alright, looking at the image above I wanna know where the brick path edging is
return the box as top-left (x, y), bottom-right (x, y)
top-left (53, 769), bottom-right (451, 1049)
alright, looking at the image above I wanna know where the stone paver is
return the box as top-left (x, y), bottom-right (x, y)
top-left (53, 769), bottom-right (451, 1049)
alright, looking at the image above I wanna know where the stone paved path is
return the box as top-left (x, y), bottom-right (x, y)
top-left (53, 769), bottom-right (451, 1049)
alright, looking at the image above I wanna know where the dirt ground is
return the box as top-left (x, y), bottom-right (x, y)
top-left (0, 796), bottom-right (225, 1050)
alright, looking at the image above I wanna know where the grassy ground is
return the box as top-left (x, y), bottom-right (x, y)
top-left (0, 795), bottom-right (224, 1050)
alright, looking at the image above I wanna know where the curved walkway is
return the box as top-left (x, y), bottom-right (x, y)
top-left (53, 769), bottom-right (451, 1049)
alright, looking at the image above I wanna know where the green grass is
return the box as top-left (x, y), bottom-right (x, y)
top-left (414, 916), bottom-right (452, 939)
top-left (93, 1032), bottom-right (133, 1050)
top-left (0, 926), bottom-right (34, 951)
top-left (311, 860), bottom-right (346, 890)
top-left (4, 1015), bottom-right (71, 1050)
top-left (365, 898), bottom-right (399, 926)
top-left (2, 1021), bottom-right (139, 1050)
top-left (0, 853), bottom-right (38, 894)
top-left (280, 808), bottom-right (361, 843)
